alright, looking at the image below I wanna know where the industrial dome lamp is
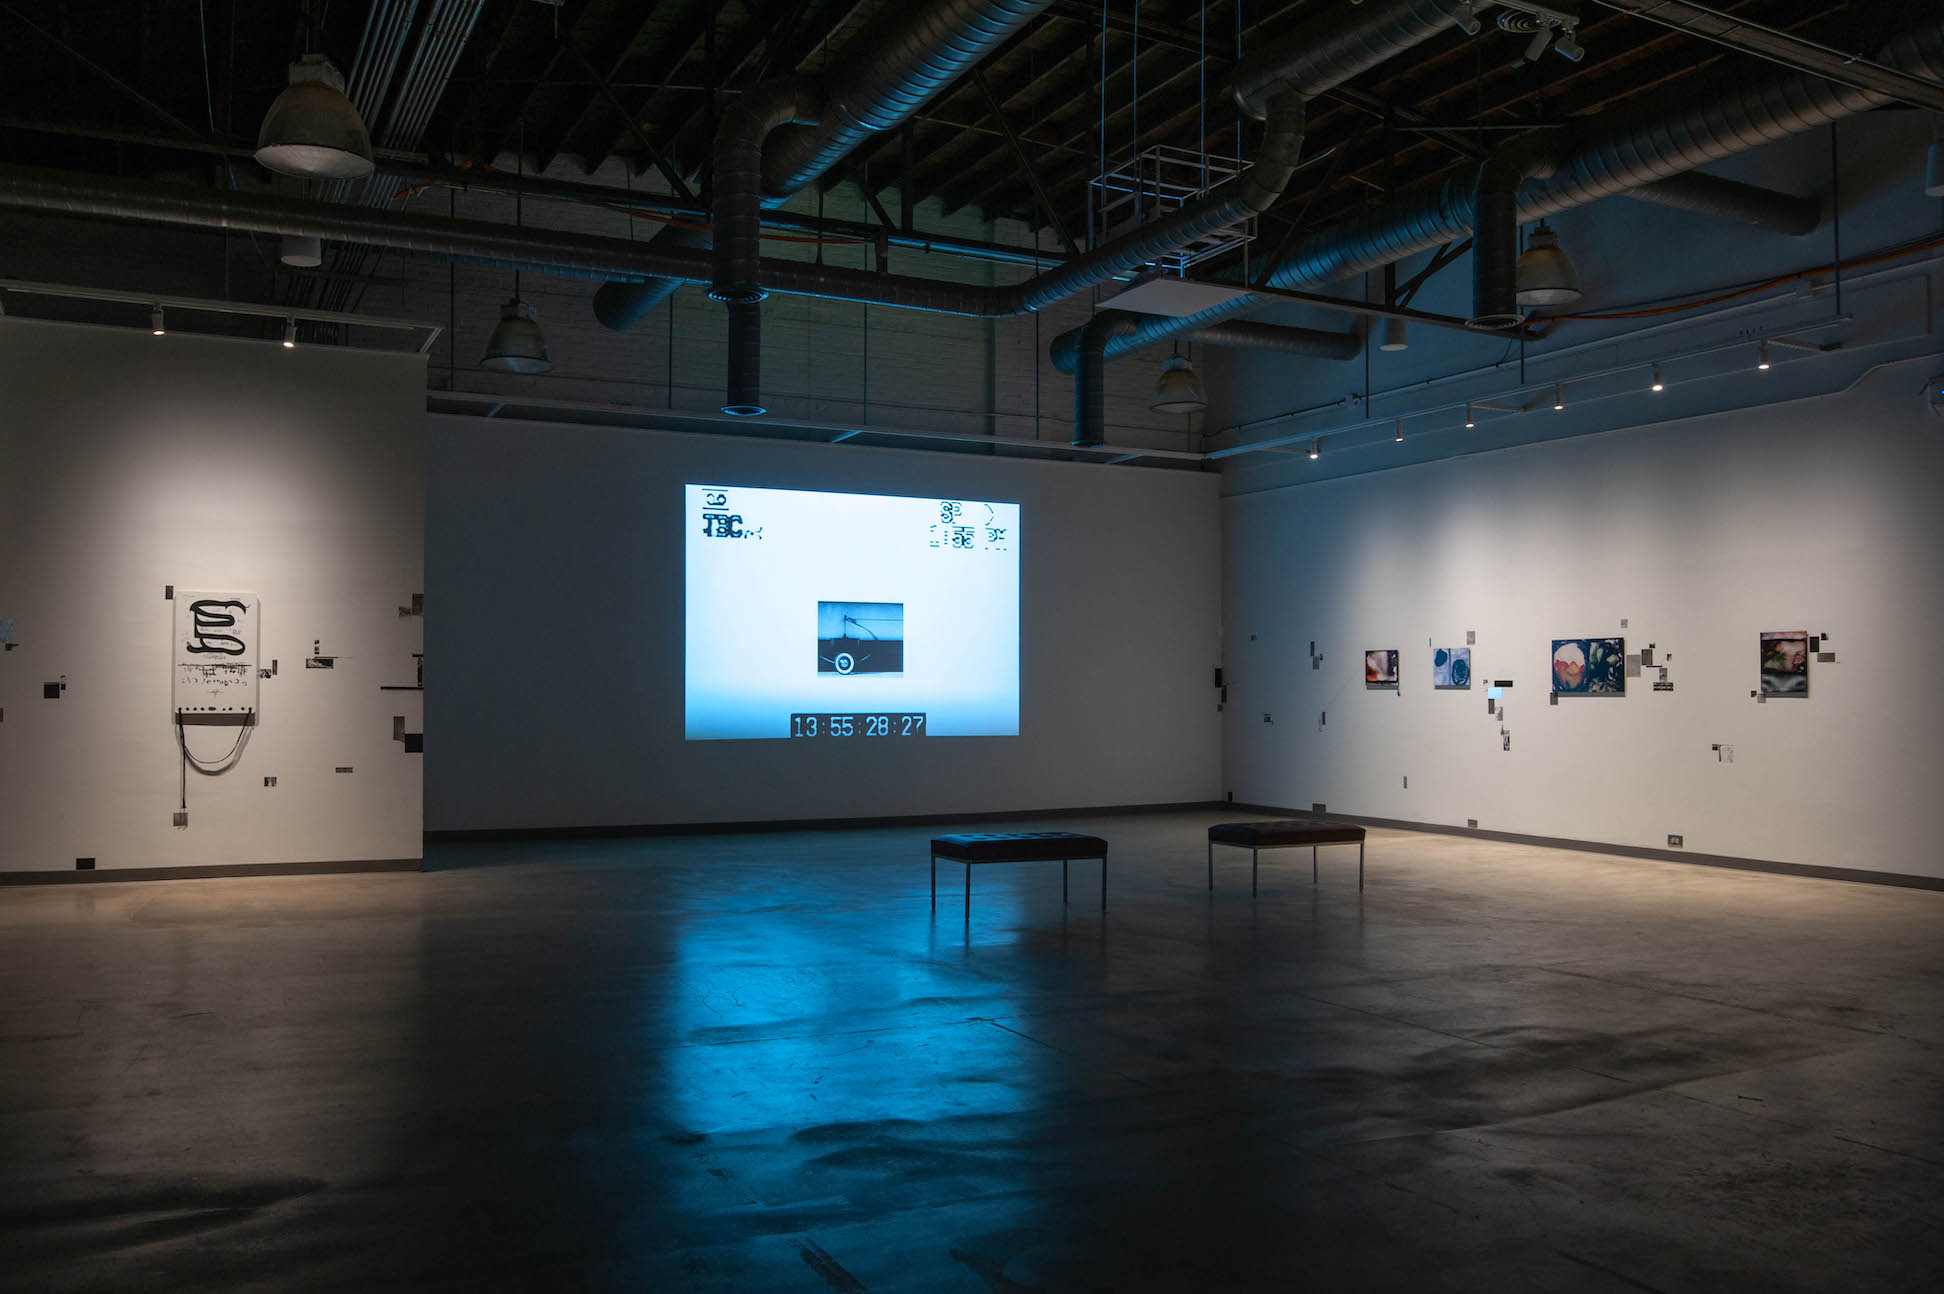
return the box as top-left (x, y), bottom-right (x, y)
top-left (1513, 220), bottom-right (1582, 308)
top-left (481, 296), bottom-right (553, 374)
top-left (1152, 343), bottom-right (1207, 414)
top-left (480, 125), bottom-right (552, 375)
top-left (255, 54), bottom-right (374, 180)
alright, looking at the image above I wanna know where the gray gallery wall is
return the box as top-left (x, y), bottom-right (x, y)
top-left (1221, 354), bottom-right (1944, 881)
top-left (0, 319), bottom-right (427, 873)
top-left (425, 418), bottom-right (1222, 832)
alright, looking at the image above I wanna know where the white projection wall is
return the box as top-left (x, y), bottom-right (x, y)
top-left (684, 484), bottom-right (1020, 740)
top-left (427, 419), bottom-right (1221, 832)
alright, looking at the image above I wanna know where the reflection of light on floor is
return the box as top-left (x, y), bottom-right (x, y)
top-left (656, 890), bottom-right (1052, 1138)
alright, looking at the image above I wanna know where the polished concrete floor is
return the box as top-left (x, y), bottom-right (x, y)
top-left (2, 812), bottom-right (1940, 1292)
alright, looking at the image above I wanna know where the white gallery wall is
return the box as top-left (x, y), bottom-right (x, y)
top-left (1222, 356), bottom-right (1944, 881)
top-left (0, 319), bottom-right (426, 873)
top-left (426, 418), bottom-right (1221, 832)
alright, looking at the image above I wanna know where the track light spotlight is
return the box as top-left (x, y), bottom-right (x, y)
top-left (1757, 342), bottom-right (1771, 371)
top-left (151, 305), bottom-right (164, 336)
top-left (1553, 27), bottom-right (1585, 62)
top-left (1522, 28), bottom-right (1553, 64)
top-left (282, 318), bottom-right (297, 349)
top-left (1308, 439), bottom-right (1321, 461)
top-left (1451, 1), bottom-right (1482, 35)
top-left (1552, 383), bottom-right (1565, 411)
top-left (1464, 402), bottom-right (1475, 429)
top-left (1650, 364), bottom-right (1664, 393)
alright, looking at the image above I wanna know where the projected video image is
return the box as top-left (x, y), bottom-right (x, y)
top-left (818, 601), bottom-right (904, 675)
top-left (686, 485), bottom-right (1019, 739)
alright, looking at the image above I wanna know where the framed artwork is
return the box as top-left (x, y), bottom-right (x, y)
top-left (173, 591), bottom-right (259, 715)
top-left (1365, 649), bottom-right (1399, 687)
top-left (1552, 637), bottom-right (1625, 694)
top-left (1432, 646), bottom-right (1471, 689)
top-left (1760, 631), bottom-right (1809, 697)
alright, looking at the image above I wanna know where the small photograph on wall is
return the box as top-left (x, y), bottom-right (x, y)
top-left (1432, 646), bottom-right (1471, 689)
top-left (1760, 631), bottom-right (1809, 697)
top-left (1552, 637), bottom-right (1625, 695)
top-left (1365, 649), bottom-right (1399, 687)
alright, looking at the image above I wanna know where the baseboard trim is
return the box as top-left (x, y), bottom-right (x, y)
top-left (424, 800), bottom-right (1227, 846)
top-left (0, 858), bottom-right (423, 886)
top-left (1228, 804), bottom-right (1944, 892)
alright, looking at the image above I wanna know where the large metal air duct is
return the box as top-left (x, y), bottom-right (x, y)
top-left (595, 0), bottom-right (1054, 333)
top-left (1050, 2), bottom-right (1944, 418)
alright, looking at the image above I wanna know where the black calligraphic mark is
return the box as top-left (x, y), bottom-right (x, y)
top-left (186, 599), bottom-right (248, 656)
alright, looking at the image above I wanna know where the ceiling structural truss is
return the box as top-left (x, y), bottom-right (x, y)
top-left (2, 0), bottom-right (1940, 463)
top-left (1588, 0), bottom-right (1944, 110)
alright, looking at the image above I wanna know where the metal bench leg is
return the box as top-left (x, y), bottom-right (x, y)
top-left (1252, 847), bottom-right (1258, 896)
top-left (931, 856), bottom-right (937, 911)
top-left (1313, 844), bottom-right (1318, 884)
top-left (1207, 841), bottom-right (1213, 891)
top-left (1063, 859), bottom-right (1068, 905)
top-left (964, 863), bottom-right (971, 920)
top-left (1100, 849), bottom-right (1107, 911)
top-left (1359, 839), bottom-right (1365, 890)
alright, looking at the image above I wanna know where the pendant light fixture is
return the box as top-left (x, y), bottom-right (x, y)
top-left (255, 53), bottom-right (374, 180)
top-left (1514, 221), bottom-right (1582, 307)
top-left (150, 305), bottom-right (165, 336)
top-left (481, 125), bottom-right (553, 375)
top-left (282, 318), bottom-right (297, 349)
top-left (1151, 342), bottom-right (1207, 414)
top-left (1650, 363), bottom-right (1665, 392)
top-left (1308, 439), bottom-right (1321, 461)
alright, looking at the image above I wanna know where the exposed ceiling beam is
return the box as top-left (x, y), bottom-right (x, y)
top-left (1589, 0), bottom-right (1944, 110)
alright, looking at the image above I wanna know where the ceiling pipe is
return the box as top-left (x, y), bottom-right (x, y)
top-left (713, 0), bottom-right (1471, 417)
top-left (1073, 311), bottom-right (1363, 451)
top-left (1048, 2), bottom-right (1944, 380)
top-left (595, 0), bottom-right (1055, 334)
top-left (1623, 171), bottom-right (1823, 237)
top-left (1470, 129), bottom-right (1564, 329)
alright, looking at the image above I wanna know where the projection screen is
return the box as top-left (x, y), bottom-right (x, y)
top-left (685, 484), bottom-right (1020, 740)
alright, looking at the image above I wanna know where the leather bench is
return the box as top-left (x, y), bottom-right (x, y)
top-left (1207, 820), bottom-right (1366, 892)
top-left (930, 831), bottom-right (1109, 917)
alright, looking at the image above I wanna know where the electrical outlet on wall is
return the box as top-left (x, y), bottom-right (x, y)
top-left (1668, 834), bottom-right (1684, 848)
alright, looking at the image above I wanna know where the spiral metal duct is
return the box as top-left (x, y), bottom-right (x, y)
top-left (595, 0), bottom-right (1052, 334)
top-left (1049, 2), bottom-right (1944, 409)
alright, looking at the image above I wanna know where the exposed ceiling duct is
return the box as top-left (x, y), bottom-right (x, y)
top-left (593, 0), bottom-right (1057, 336)
top-left (1049, 1), bottom-right (1944, 437)
top-left (708, 0), bottom-right (1471, 422)
top-left (1620, 171), bottom-right (1823, 237)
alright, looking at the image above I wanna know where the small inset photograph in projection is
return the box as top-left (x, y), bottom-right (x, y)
top-left (818, 601), bottom-right (905, 676)
top-left (1365, 649), bottom-right (1399, 687)
top-left (1432, 645), bottom-right (1472, 688)
top-left (1761, 631), bottom-right (1809, 697)
top-left (1553, 637), bottom-right (1626, 694)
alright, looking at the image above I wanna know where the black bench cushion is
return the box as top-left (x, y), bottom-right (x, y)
top-left (1208, 820), bottom-right (1366, 848)
top-left (932, 831), bottom-right (1109, 862)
